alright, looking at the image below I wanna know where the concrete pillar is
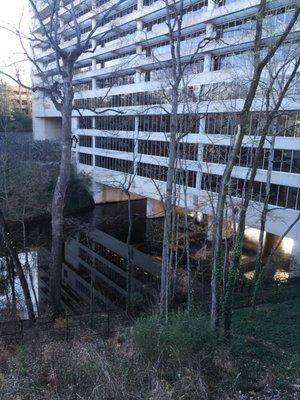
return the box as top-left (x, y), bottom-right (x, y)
top-left (135, 69), bottom-right (142, 83)
top-left (92, 183), bottom-right (142, 204)
top-left (146, 198), bottom-right (165, 218)
top-left (136, 44), bottom-right (143, 55)
top-left (262, 232), bottom-right (281, 257)
top-left (196, 117), bottom-right (205, 190)
top-left (137, 0), bottom-right (143, 11)
top-left (137, 20), bottom-right (143, 31)
top-left (33, 116), bottom-right (62, 141)
top-left (133, 116), bottom-right (139, 175)
top-left (207, 0), bottom-right (216, 12)
top-left (206, 215), bottom-right (234, 241)
top-left (206, 22), bottom-right (214, 38)
top-left (203, 53), bottom-right (212, 72)
top-left (290, 241), bottom-right (300, 278)
top-left (92, 77), bottom-right (97, 90)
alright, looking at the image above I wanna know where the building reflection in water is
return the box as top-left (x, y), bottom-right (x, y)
top-left (38, 200), bottom-right (162, 315)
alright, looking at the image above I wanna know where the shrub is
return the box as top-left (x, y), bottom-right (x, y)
top-left (133, 308), bottom-right (219, 365)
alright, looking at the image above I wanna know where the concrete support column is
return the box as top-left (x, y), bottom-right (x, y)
top-left (92, 77), bottom-right (97, 90)
top-left (137, 0), bottom-right (143, 11)
top-left (290, 241), bottom-right (300, 278)
top-left (146, 198), bottom-right (165, 218)
top-left (92, 57), bottom-right (97, 90)
top-left (136, 44), bottom-right (143, 55)
top-left (133, 116), bottom-right (139, 175)
top-left (71, 117), bottom-right (78, 130)
top-left (137, 19), bottom-right (143, 31)
top-left (207, 0), bottom-right (216, 12)
top-left (135, 69), bottom-right (142, 83)
top-left (92, 183), bottom-right (142, 204)
top-left (206, 22), bottom-right (214, 38)
top-left (196, 117), bottom-right (206, 191)
top-left (203, 53), bottom-right (212, 72)
top-left (206, 216), bottom-right (234, 241)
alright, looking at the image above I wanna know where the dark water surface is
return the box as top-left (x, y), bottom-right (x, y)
top-left (38, 199), bottom-right (163, 315)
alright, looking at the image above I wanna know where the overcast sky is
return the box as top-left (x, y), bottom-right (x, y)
top-left (0, 0), bottom-right (30, 84)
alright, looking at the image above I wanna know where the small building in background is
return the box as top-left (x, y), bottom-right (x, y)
top-left (7, 85), bottom-right (32, 115)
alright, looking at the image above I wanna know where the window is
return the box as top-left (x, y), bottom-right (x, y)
top-left (99, 4), bottom-right (137, 27)
top-left (212, 51), bottom-right (252, 71)
top-left (137, 162), bottom-right (197, 187)
top-left (79, 135), bottom-right (93, 147)
top-left (205, 114), bottom-right (239, 135)
top-left (95, 137), bottom-right (134, 152)
top-left (79, 152), bottom-right (93, 165)
top-left (78, 117), bottom-right (93, 129)
top-left (74, 62), bottom-right (92, 75)
top-left (138, 114), bottom-right (199, 134)
top-left (95, 155), bottom-right (133, 173)
top-left (97, 73), bottom-right (135, 89)
top-left (73, 81), bottom-right (92, 92)
top-left (138, 140), bottom-right (198, 160)
top-left (201, 173), bottom-right (300, 210)
top-left (95, 116), bottom-right (135, 131)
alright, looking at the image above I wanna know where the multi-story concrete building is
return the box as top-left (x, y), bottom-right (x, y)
top-left (38, 226), bottom-right (161, 312)
top-left (8, 85), bottom-right (32, 115)
top-left (32, 0), bottom-right (300, 274)
top-left (0, 83), bottom-right (32, 115)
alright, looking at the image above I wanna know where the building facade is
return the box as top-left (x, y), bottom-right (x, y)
top-left (0, 83), bottom-right (32, 115)
top-left (32, 0), bottom-right (300, 273)
top-left (8, 85), bottom-right (32, 115)
top-left (38, 225), bottom-right (161, 313)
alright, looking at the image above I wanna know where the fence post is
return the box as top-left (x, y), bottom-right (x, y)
top-left (107, 311), bottom-right (110, 337)
top-left (20, 320), bottom-right (24, 341)
top-left (275, 282), bottom-right (279, 303)
top-left (65, 312), bottom-right (69, 341)
top-left (14, 320), bottom-right (18, 344)
top-left (91, 309), bottom-right (94, 329)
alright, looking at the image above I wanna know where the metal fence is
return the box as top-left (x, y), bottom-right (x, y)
top-left (0, 311), bottom-right (112, 345)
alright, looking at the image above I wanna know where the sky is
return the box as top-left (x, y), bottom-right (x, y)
top-left (0, 0), bottom-right (30, 84)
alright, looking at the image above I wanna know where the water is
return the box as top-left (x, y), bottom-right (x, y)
top-left (38, 199), bottom-right (164, 315)
top-left (0, 199), bottom-right (164, 318)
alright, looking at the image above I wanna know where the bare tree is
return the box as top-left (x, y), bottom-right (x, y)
top-left (0, 0), bottom-right (130, 316)
top-left (210, 0), bottom-right (299, 332)
top-left (139, 0), bottom-right (215, 320)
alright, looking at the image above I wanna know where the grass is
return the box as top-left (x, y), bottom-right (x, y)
top-left (134, 298), bottom-right (300, 398)
top-left (233, 298), bottom-right (300, 353)
top-left (230, 299), bottom-right (300, 395)
top-left (0, 298), bottom-right (299, 399)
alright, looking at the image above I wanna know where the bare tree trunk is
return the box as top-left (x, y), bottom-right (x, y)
top-left (6, 255), bottom-right (16, 313)
top-left (210, 0), bottom-right (299, 331)
top-left (0, 209), bottom-right (35, 322)
top-left (125, 191), bottom-right (133, 313)
top-left (49, 73), bottom-right (74, 318)
top-left (171, 213), bottom-right (180, 302)
top-left (183, 178), bottom-right (191, 311)
top-left (160, 92), bottom-right (178, 321)
top-left (21, 217), bottom-right (39, 315)
top-left (222, 57), bottom-right (300, 336)
top-left (251, 135), bottom-right (275, 314)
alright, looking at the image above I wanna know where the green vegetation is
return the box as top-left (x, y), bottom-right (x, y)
top-left (1, 298), bottom-right (299, 399)
top-left (134, 299), bottom-right (300, 398)
top-left (9, 111), bottom-right (32, 132)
